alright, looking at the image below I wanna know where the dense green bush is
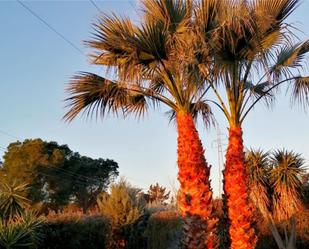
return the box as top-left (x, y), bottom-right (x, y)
top-left (40, 215), bottom-right (110, 249)
top-left (145, 211), bottom-right (182, 249)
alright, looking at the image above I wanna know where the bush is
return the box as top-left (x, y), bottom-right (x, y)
top-left (40, 215), bottom-right (110, 249)
top-left (145, 211), bottom-right (182, 249)
top-left (0, 212), bottom-right (44, 249)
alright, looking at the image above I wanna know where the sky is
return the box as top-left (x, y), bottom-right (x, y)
top-left (0, 0), bottom-right (308, 196)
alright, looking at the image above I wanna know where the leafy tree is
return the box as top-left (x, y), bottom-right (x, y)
top-left (60, 154), bottom-right (119, 213)
top-left (0, 139), bottom-right (71, 204)
top-left (97, 179), bottom-right (145, 248)
top-left (147, 183), bottom-right (170, 205)
top-left (0, 139), bottom-right (119, 212)
top-left (194, 1), bottom-right (309, 248)
top-left (64, 1), bottom-right (218, 247)
top-left (246, 149), bottom-right (306, 249)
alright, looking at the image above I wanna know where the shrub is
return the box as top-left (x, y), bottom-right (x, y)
top-left (0, 182), bottom-right (29, 221)
top-left (97, 179), bottom-right (145, 248)
top-left (40, 215), bottom-right (110, 249)
top-left (145, 211), bottom-right (182, 249)
top-left (0, 212), bottom-right (44, 249)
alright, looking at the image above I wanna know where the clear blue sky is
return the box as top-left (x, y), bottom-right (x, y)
top-left (0, 0), bottom-right (308, 196)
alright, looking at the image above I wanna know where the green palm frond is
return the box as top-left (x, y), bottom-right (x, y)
top-left (244, 82), bottom-right (273, 100)
top-left (271, 40), bottom-right (309, 78)
top-left (0, 182), bottom-right (30, 220)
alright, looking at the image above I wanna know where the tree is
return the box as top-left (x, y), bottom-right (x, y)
top-left (246, 149), bottom-right (306, 249)
top-left (0, 139), bottom-right (71, 205)
top-left (194, 1), bottom-right (309, 248)
top-left (147, 183), bottom-right (170, 205)
top-left (0, 139), bottom-right (119, 212)
top-left (64, 1), bottom-right (218, 247)
top-left (97, 179), bottom-right (145, 249)
top-left (63, 154), bottom-right (119, 213)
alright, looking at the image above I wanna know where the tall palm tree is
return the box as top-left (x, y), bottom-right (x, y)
top-left (64, 0), bottom-right (218, 247)
top-left (246, 149), bottom-right (305, 249)
top-left (195, 0), bottom-right (309, 248)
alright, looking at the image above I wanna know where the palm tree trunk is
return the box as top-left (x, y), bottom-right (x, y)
top-left (224, 125), bottom-right (257, 249)
top-left (176, 112), bottom-right (218, 249)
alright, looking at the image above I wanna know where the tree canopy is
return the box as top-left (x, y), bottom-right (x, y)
top-left (0, 139), bottom-right (119, 212)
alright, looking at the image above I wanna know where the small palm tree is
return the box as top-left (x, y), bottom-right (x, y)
top-left (0, 212), bottom-right (44, 249)
top-left (195, 1), bottom-right (309, 248)
top-left (0, 182), bottom-right (30, 221)
top-left (64, 1), bottom-right (217, 247)
top-left (246, 149), bottom-right (306, 249)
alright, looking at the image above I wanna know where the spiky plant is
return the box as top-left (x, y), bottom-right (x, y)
top-left (246, 149), bottom-right (306, 249)
top-left (0, 182), bottom-right (29, 221)
top-left (0, 212), bottom-right (44, 249)
top-left (64, 1), bottom-right (218, 248)
top-left (195, 1), bottom-right (309, 248)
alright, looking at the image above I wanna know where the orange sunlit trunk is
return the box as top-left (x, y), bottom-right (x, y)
top-left (224, 125), bottom-right (257, 249)
top-left (176, 112), bottom-right (217, 249)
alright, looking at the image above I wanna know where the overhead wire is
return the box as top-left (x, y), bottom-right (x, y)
top-left (89, 0), bottom-right (102, 13)
top-left (16, 0), bottom-right (84, 56)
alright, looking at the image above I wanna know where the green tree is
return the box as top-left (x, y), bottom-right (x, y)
top-left (64, 1), bottom-right (218, 247)
top-left (0, 139), bottom-right (119, 212)
top-left (246, 149), bottom-right (306, 249)
top-left (61, 154), bottom-right (119, 213)
top-left (194, 1), bottom-right (309, 248)
top-left (97, 179), bottom-right (145, 249)
top-left (0, 139), bottom-right (70, 205)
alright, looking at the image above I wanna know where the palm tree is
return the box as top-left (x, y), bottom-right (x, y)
top-left (194, 0), bottom-right (309, 248)
top-left (246, 149), bottom-right (306, 249)
top-left (0, 181), bottom-right (29, 221)
top-left (64, 1), bottom-right (218, 247)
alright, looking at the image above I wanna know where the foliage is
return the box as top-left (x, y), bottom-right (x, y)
top-left (246, 149), bottom-right (306, 249)
top-left (97, 179), bottom-right (145, 248)
top-left (40, 215), bottom-right (110, 249)
top-left (0, 212), bottom-right (44, 249)
top-left (146, 183), bottom-right (170, 205)
top-left (145, 210), bottom-right (182, 249)
top-left (0, 182), bottom-right (29, 221)
top-left (97, 180), bottom-right (145, 230)
top-left (0, 139), bottom-right (119, 212)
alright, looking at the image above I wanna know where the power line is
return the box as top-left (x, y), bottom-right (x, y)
top-left (0, 130), bottom-right (20, 140)
top-left (16, 0), bottom-right (84, 56)
top-left (89, 0), bottom-right (102, 13)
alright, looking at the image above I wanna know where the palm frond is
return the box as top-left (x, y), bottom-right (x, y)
top-left (270, 149), bottom-right (305, 221)
top-left (291, 76), bottom-right (309, 107)
top-left (0, 182), bottom-right (30, 220)
top-left (190, 101), bottom-right (214, 128)
top-left (245, 149), bottom-right (271, 217)
top-left (64, 72), bottom-right (147, 121)
top-left (271, 40), bottom-right (309, 78)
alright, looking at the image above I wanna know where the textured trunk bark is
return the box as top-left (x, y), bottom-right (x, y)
top-left (224, 125), bottom-right (257, 249)
top-left (176, 112), bottom-right (218, 249)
